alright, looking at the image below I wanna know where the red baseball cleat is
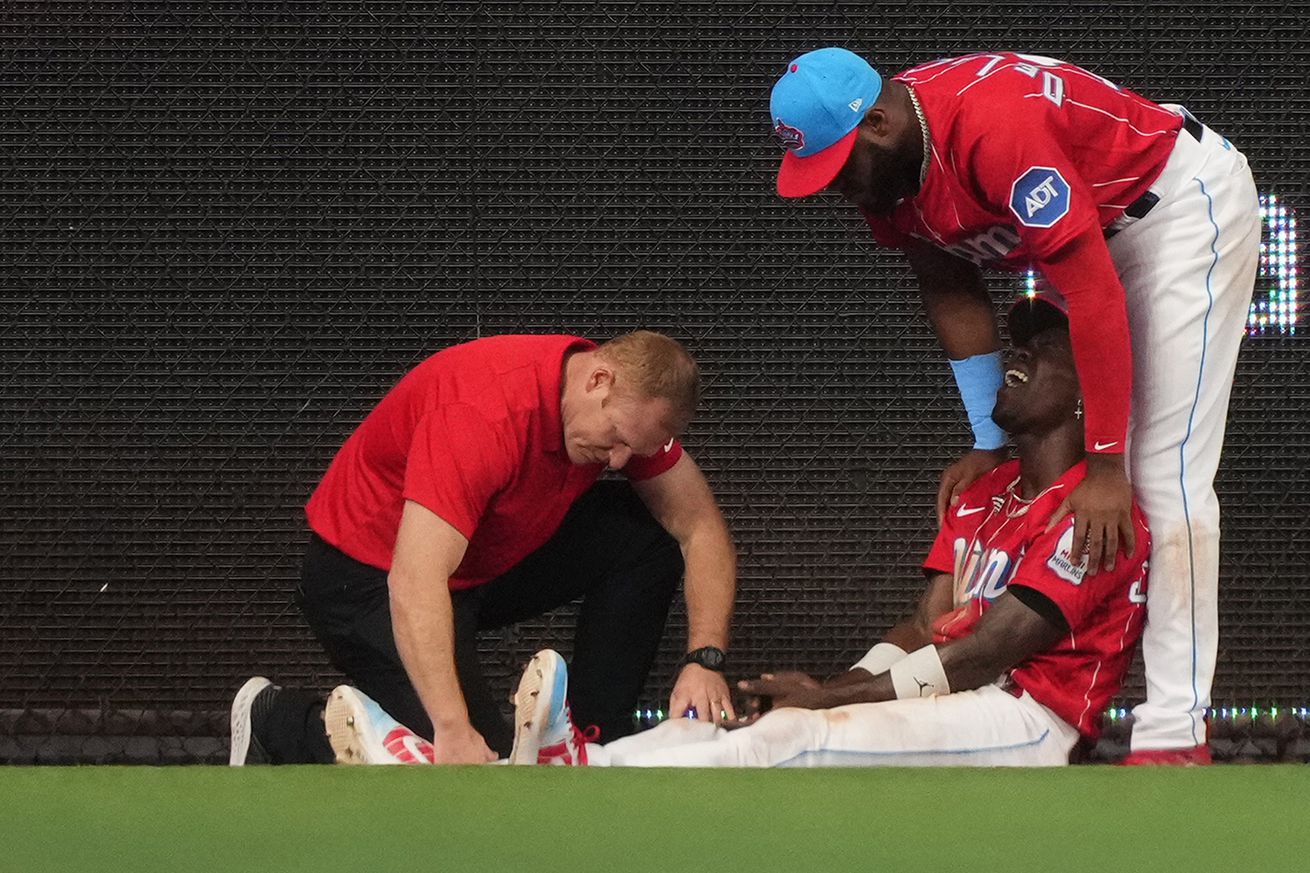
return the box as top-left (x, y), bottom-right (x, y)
top-left (509, 649), bottom-right (598, 766)
top-left (324, 685), bottom-right (436, 765)
top-left (1120, 744), bottom-right (1213, 766)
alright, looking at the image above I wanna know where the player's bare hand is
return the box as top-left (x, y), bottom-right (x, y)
top-left (737, 671), bottom-right (830, 711)
top-left (670, 663), bottom-right (735, 724)
top-left (430, 719), bottom-right (498, 765)
top-left (938, 448), bottom-right (1008, 525)
top-left (1047, 453), bottom-right (1135, 575)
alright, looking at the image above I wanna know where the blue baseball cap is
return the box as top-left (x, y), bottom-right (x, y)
top-left (770, 47), bottom-right (882, 198)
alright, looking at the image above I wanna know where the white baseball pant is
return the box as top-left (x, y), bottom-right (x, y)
top-left (1110, 110), bottom-right (1261, 751)
top-left (585, 685), bottom-right (1080, 767)
top-left (1041, 110), bottom-right (1260, 750)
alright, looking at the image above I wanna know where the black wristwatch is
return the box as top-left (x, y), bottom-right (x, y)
top-left (681, 646), bottom-right (727, 672)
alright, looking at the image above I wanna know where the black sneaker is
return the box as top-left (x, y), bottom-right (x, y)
top-left (229, 676), bottom-right (279, 766)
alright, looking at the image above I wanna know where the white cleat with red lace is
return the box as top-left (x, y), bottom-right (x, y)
top-left (509, 649), bottom-right (598, 766)
top-left (324, 685), bottom-right (436, 765)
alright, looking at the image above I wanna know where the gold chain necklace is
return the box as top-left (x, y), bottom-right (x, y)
top-left (905, 84), bottom-right (932, 188)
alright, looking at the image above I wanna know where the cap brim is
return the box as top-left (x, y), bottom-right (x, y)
top-left (776, 128), bottom-right (859, 198)
top-left (1008, 296), bottom-right (1070, 345)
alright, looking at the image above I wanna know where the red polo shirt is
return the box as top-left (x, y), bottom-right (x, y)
top-left (305, 334), bottom-right (683, 590)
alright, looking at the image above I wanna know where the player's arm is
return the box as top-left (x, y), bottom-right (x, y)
top-left (931, 586), bottom-right (1066, 691)
top-left (1037, 227), bottom-right (1136, 573)
top-left (825, 572), bottom-right (954, 689)
top-left (744, 587), bottom-right (1064, 708)
top-left (906, 241), bottom-right (1010, 523)
top-left (632, 452), bottom-right (737, 723)
top-left (907, 241), bottom-right (998, 358)
top-left (883, 571), bottom-right (956, 651)
top-left (387, 499), bottom-right (497, 764)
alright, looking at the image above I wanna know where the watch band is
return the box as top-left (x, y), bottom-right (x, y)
top-left (681, 645), bottom-right (727, 672)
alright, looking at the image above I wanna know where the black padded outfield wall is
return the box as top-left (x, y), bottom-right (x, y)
top-left (3, 2), bottom-right (1307, 762)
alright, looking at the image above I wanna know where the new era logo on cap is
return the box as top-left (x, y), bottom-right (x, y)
top-left (769, 47), bottom-right (883, 198)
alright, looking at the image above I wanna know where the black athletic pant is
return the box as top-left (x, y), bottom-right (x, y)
top-left (263, 481), bottom-right (683, 763)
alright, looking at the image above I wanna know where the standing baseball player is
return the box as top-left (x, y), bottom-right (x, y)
top-left (767, 48), bottom-right (1259, 763)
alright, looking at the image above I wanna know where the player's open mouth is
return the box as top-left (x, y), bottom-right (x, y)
top-left (1004, 369), bottom-right (1029, 388)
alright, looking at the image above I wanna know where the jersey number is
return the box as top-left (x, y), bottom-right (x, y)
top-left (973, 53), bottom-right (1067, 108)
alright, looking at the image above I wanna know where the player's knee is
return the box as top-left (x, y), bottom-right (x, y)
top-left (660, 717), bottom-right (721, 742)
top-left (749, 707), bottom-right (826, 746)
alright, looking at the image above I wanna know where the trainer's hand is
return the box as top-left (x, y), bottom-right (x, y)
top-left (670, 663), bottom-right (735, 725)
top-left (431, 719), bottom-right (498, 765)
top-left (737, 671), bottom-right (829, 712)
top-left (1047, 453), bottom-right (1135, 575)
top-left (938, 448), bottom-right (1008, 525)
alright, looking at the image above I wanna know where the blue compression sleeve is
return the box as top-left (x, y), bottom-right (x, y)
top-left (949, 352), bottom-right (1007, 451)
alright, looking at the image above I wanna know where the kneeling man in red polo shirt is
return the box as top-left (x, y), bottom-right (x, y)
top-left (229, 330), bottom-right (737, 765)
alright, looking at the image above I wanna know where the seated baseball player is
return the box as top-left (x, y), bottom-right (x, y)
top-left (323, 293), bottom-right (1152, 767)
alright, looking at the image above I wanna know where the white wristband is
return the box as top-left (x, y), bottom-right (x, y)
top-left (850, 642), bottom-right (908, 675)
top-left (889, 645), bottom-right (951, 699)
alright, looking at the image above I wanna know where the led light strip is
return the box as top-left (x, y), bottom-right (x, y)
top-left (637, 706), bottom-right (1310, 724)
top-left (1106, 706), bottom-right (1310, 721)
top-left (1020, 191), bottom-right (1300, 337)
top-left (1250, 193), bottom-right (1299, 336)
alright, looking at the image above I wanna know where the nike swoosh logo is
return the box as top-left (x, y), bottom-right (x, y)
top-left (1093, 441), bottom-right (1120, 451)
top-left (663, 438), bottom-right (675, 452)
top-left (957, 506), bottom-right (987, 517)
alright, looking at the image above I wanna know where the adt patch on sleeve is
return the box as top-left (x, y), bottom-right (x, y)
top-left (1046, 525), bottom-right (1088, 585)
top-left (1009, 166), bottom-right (1071, 228)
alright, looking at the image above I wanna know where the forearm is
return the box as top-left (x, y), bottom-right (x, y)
top-left (681, 517), bottom-right (736, 650)
top-left (822, 640), bottom-right (996, 707)
top-left (841, 573), bottom-right (951, 678)
top-left (632, 455), bottom-right (737, 652)
top-left (908, 246), bottom-right (1008, 450)
top-left (835, 621), bottom-right (926, 683)
top-left (1037, 228), bottom-right (1133, 452)
top-left (388, 572), bottom-right (470, 731)
top-left (820, 668), bottom-right (896, 706)
top-left (909, 244), bottom-right (1000, 359)
top-left (882, 615), bottom-right (935, 653)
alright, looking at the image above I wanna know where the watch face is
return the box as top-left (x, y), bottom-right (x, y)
top-left (691, 647), bottom-right (725, 670)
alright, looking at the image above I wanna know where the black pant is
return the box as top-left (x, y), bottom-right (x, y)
top-left (266, 480), bottom-right (682, 762)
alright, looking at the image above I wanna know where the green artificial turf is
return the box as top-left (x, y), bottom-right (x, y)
top-left (5, 765), bottom-right (1307, 872)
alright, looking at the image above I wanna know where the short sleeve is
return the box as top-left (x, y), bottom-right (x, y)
top-left (402, 404), bottom-right (516, 539)
top-left (923, 464), bottom-right (1013, 576)
top-left (923, 512), bottom-right (959, 577)
top-left (1008, 511), bottom-right (1148, 630)
top-left (620, 439), bottom-right (684, 481)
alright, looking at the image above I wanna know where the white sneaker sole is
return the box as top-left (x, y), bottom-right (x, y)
top-left (228, 676), bottom-right (272, 767)
top-left (508, 650), bottom-right (561, 765)
top-left (324, 685), bottom-right (394, 765)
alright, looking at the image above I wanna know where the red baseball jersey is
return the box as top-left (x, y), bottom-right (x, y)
top-left (923, 459), bottom-right (1151, 738)
top-left (864, 53), bottom-right (1187, 454)
top-left (864, 52), bottom-right (1182, 265)
top-left (305, 334), bottom-right (682, 590)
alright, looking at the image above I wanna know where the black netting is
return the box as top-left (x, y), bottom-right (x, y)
top-left (2, 2), bottom-right (1306, 763)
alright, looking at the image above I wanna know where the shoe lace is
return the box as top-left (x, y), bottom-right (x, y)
top-left (538, 710), bottom-right (600, 765)
top-left (568, 723), bottom-right (600, 765)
